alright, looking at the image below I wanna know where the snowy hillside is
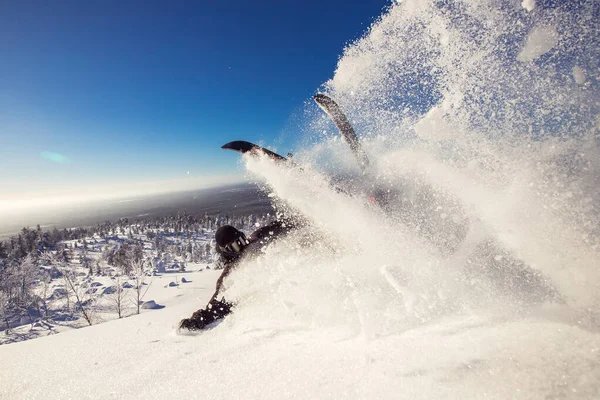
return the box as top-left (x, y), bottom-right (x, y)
top-left (0, 264), bottom-right (598, 399)
top-left (0, 213), bottom-right (249, 344)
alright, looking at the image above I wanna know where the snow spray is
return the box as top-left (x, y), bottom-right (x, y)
top-left (226, 0), bottom-right (600, 337)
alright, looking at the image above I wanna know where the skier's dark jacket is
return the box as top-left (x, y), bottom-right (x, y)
top-left (209, 220), bottom-right (293, 303)
top-left (179, 220), bottom-right (296, 330)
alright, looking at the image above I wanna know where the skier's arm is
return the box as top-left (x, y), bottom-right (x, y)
top-left (207, 262), bottom-right (233, 304)
top-left (248, 217), bottom-right (304, 243)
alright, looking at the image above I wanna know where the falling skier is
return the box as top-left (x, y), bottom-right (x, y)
top-left (179, 220), bottom-right (297, 330)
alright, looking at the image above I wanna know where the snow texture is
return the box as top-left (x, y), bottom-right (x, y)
top-left (0, 269), bottom-right (598, 399)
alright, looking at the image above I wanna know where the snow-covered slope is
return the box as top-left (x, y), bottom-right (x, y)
top-left (1, 266), bottom-right (598, 400)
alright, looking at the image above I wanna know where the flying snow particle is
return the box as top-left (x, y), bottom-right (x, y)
top-left (521, 0), bottom-right (535, 12)
top-left (572, 66), bottom-right (586, 84)
top-left (415, 106), bottom-right (457, 141)
top-left (439, 33), bottom-right (450, 47)
top-left (517, 25), bottom-right (559, 62)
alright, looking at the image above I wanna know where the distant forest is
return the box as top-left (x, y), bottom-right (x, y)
top-left (0, 211), bottom-right (270, 333)
top-left (0, 212), bottom-right (260, 263)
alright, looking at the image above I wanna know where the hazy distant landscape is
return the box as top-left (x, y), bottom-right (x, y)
top-left (0, 183), bottom-right (273, 239)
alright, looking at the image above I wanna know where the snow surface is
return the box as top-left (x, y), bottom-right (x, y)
top-left (1, 267), bottom-right (598, 400)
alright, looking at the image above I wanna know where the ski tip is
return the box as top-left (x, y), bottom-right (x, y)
top-left (221, 140), bottom-right (288, 162)
top-left (222, 140), bottom-right (250, 150)
top-left (313, 93), bottom-right (333, 107)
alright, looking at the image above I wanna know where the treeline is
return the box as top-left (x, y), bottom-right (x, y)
top-left (0, 212), bottom-right (272, 332)
top-left (0, 212), bottom-right (266, 264)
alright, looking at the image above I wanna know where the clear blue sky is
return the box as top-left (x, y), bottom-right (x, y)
top-left (0, 0), bottom-right (390, 200)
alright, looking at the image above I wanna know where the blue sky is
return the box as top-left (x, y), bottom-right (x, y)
top-left (0, 0), bottom-right (390, 200)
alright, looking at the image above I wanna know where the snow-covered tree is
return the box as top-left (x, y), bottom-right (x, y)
top-left (107, 276), bottom-right (128, 319)
top-left (131, 260), bottom-right (151, 315)
top-left (60, 263), bottom-right (94, 326)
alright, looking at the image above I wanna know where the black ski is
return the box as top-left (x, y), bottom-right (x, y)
top-left (222, 140), bottom-right (287, 162)
top-left (314, 94), bottom-right (369, 170)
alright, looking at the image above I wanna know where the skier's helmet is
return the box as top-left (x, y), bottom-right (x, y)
top-left (215, 225), bottom-right (249, 257)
